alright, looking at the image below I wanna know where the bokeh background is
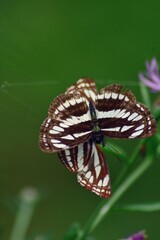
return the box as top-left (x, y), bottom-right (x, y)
top-left (0, 1), bottom-right (160, 239)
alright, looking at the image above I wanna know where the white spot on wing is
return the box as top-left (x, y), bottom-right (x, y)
top-left (98, 94), bottom-right (104, 100)
top-left (122, 112), bottom-right (130, 119)
top-left (73, 131), bottom-right (91, 138)
top-left (93, 146), bottom-right (99, 167)
top-left (69, 98), bottom-right (76, 106)
top-left (96, 109), bottom-right (115, 119)
top-left (133, 115), bottom-right (143, 121)
top-left (68, 161), bottom-right (73, 167)
top-left (79, 112), bottom-right (91, 122)
top-left (98, 180), bottom-right (102, 187)
top-left (63, 101), bottom-right (70, 108)
top-left (83, 166), bottom-right (88, 172)
top-left (78, 158), bottom-right (84, 171)
top-left (84, 89), bottom-right (90, 98)
top-left (86, 171), bottom-right (91, 179)
top-left (78, 82), bottom-right (85, 88)
top-left (77, 79), bottom-right (84, 83)
top-left (136, 103), bottom-right (141, 108)
top-left (47, 118), bottom-right (51, 123)
top-left (95, 166), bottom-right (101, 178)
top-left (121, 125), bottom-right (134, 132)
top-left (105, 92), bottom-right (111, 99)
top-left (75, 97), bottom-right (83, 104)
top-left (59, 123), bottom-right (69, 128)
top-left (53, 143), bottom-right (67, 148)
top-left (61, 134), bottom-right (74, 140)
top-left (116, 109), bottom-right (126, 118)
top-left (97, 109), bottom-right (127, 119)
top-left (128, 113), bottom-right (138, 121)
top-left (130, 129), bottom-right (143, 138)
top-left (65, 149), bottom-right (70, 156)
top-left (63, 112), bottom-right (91, 126)
top-left (135, 124), bottom-right (145, 131)
top-left (79, 180), bottom-right (85, 186)
top-left (53, 126), bottom-right (64, 132)
top-left (49, 130), bottom-right (59, 134)
top-left (51, 139), bottom-right (61, 143)
top-left (101, 127), bottom-right (121, 132)
top-left (77, 145), bottom-right (83, 161)
top-left (58, 105), bottom-right (65, 111)
top-left (103, 175), bottom-right (109, 186)
top-left (89, 176), bottom-right (94, 183)
top-left (112, 109), bottom-right (121, 117)
top-left (119, 94), bottom-right (124, 100)
top-left (125, 96), bottom-right (129, 101)
top-left (89, 90), bottom-right (96, 101)
top-left (112, 93), bottom-right (118, 99)
top-left (54, 109), bottom-right (59, 115)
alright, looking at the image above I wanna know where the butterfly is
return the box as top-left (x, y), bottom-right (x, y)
top-left (39, 78), bottom-right (157, 198)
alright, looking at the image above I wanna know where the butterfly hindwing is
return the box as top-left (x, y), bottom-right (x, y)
top-left (58, 140), bottom-right (92, 172)
top-left (95, 84), bottom-right (157, 139)
top-left (58, 141), bottom-right (111, 198)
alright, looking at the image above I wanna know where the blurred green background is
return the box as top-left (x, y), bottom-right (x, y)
top-left (0, 1), bottom-right (160, 239)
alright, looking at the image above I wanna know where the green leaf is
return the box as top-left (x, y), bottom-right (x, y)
top-left (63, 223), bottom-right (81, 240)
top-left (139, 83), bottom-right (151, 110)
top-left (147, 135), bottom-right (160, 158)
top-left (154, 106), bottom-right (160, 122)
top-left (156, 144), bottom-right (160, 157)
top-left (114, 202), bottom-right (160, 212)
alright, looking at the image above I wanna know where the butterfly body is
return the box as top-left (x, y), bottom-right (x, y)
top-left (39, 78), bottom-right (157, 198)
top-left (88, 100), bottom-right (104, 145)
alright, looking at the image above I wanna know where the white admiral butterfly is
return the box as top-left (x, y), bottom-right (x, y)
top-left (39, 78), bottom-right (157, 198)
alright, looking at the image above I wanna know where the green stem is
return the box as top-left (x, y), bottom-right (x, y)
top-left (9, 188), bottom-right (38, 240)
top-left (76, 154), bottom-right (153, 240)
top-left (113, 138), bottom-right (145, 190)
top-left (139, 83), bottom-right (151, 110)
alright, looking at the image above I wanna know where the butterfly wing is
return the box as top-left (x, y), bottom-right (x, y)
top-left (95, 84), bottom-right (157, 139)
top-left (58, 140), bottom-right (111, 198)
top-left (39, 92), bottom-right (93, 152)
top-left (66, 78), bottom-right (98, 104)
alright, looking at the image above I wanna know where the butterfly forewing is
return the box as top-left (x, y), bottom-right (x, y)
top-left (67, 78), bottom-right (98, 104)
top-left (95, 84), bottom-right (157, 139)
top-left (58, 141), bottom-right (111, 198)
top-left (39, 92), bottom-right (93, 152)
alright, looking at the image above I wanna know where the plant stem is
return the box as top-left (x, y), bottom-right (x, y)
top-left (9, 187), bottom-right (38, 240)
top-left (113, 138), bottom-right (145, 190)
top-left (139, 83), bottom-right (151, 110)
top-left (76, 154), bottom-right (153, 240)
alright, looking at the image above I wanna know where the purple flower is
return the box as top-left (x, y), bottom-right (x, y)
top-left (121, 230), bottom-right (147, 240)
top-left (139, 57), bottom-right (160, 92)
